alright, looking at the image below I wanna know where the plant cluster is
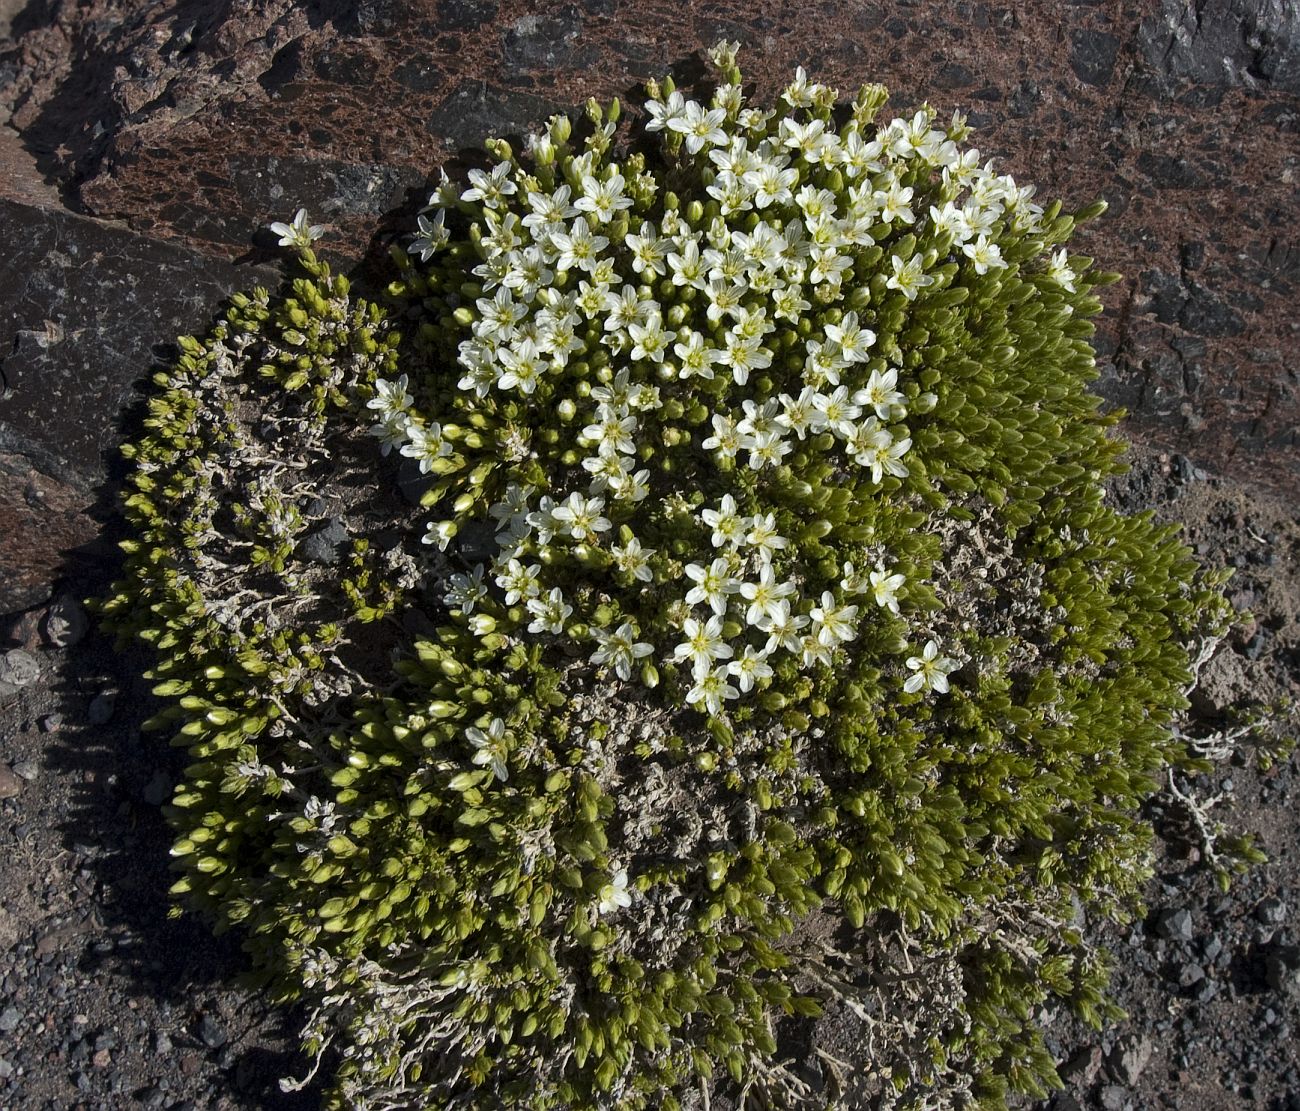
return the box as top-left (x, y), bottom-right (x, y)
top-left (104, 45), bottom-right (1238, 1111)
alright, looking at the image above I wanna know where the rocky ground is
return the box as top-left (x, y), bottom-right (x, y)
top-left (1, 1), bottom-right (1298, 1109)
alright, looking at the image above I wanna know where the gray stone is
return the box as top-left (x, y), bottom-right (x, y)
top-left (42, 594), bottom-right (89, 648)
top-left (1108, 1034), bottom-right (1154, 1085)
top-left (436, 0), bottom-right (499, 31)
top-left (1156, 907), bottom-right (1194, 943)
top-left (0, 200), bottom-right (277, 488)
top-left (196, 1013), bottom-right (227, 1049)
top-left (0, 1056), bottom-right (12, 1079)
top-left (299, 517), bottom-right (349, 565)
top-left (1256, 897), bottom-right (1288, 926)
top-left (11, 759), bottom-right (39, 782)
top-left (87, 693), bottom-right (116, 726)
top-left (1266, 945), bottom-right (1300, 997)
top-left (0, 648), bottom-right (40, 692)
top-left (0, 1006), bottom-right (21, 1034)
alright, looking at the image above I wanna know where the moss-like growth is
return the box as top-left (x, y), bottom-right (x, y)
top-left (104, 49), bottom-right (1238, 1110)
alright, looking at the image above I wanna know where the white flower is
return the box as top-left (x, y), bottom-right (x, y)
top-left (669, 101), bottom-right (729, 155)
top-left (685, 557), bottom-right (741, 615)
top-left (823, 311), bottom-right (876, 364)
top-left (685, 665), bottom-right (740, 716)
top-left (645, 90), bottom-right (687, 133)
top-left (496, 558), bottom-right (542, 604)
top-left (551, 492), bottom-right (611, 542)
top-left (885, 253), bottom-right (934, 301)
top-left (810, 591), bottom-right (859, 647)
top-left (597, 868), bottom-right (633, 914)
top-left (702, 413), bottom-right (743, 460)
top-left (462, 161), bottom-right (518, 207)
top-left (550, 219), bottom-right (610, 273)
top-left (673, 331), bottom-right (719, 380)
top-left (399, 421), bottom-right (452, 472)
top-left (410, 210), bottom-right (449, 260)
top-left (526, 587), bottom-right (573, 635)
top-left (575, 173), bottom-right (633, 223)
top-left (1047, 248), bottom-right (1077, 292)
top-left (727, 646), bottom-right (773, 693)
top-left (869, 568), bottom-right (906, 615)
top-left (853, 367), bottom-right (906, 420)
top-left (367, 374), bottom-right (413, 417)
top-left (743, 514), bottom-right (788, 562)
top-left (756, 600), bottom-right (808, 655)
top-left (963, 234), bottom-right (1007, 275)
top-left (611, 536), bottom-right (656, 581)
top-left (423, 520), bottom-right (457, 550)
top-left (445, 565), bottom-right (488, 614)
top-left (673, 614), bottom-right (733, 678)
top-left (701, 495), bottom-right (745, 548)
top-left (269, 208), bottom-right (325, 248)
top-left (904, 640), bottom-right (959, 694)
top-left (739, 565), bottom-right (797, 626)
top-left (466, 717), bottom-right (510, 782)
top-left (590, 622), bottom-right (655, 680)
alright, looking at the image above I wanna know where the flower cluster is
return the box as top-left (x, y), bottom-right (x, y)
top-left (355, 59), bottom-right (1062, 718)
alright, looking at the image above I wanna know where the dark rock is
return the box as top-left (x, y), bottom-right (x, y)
top-left (1138, 0), bottom-right (1300, 96)
top-left (0, 200), bottom-right (275, 486)
top-left (1108, 1034), bottom-right (1154, 1085)
top-left (1060, 1045), bottom-right (1103, 1086)
top-left (1255, 897), bottom-right (1287, 926)
top-left (1266, 945), bottom-right (1300, 997)
top-left (397, 456), bottom-right (437, 506)
top-left (933, 61), bottom-right (975, 89)
top-left (1156, 907), bottom-right (1194, 943)
top-left (87, 693), bottom-right (116, 726)
top-left (142, 769), bottom-right (171, 808)
top-left (1177, 960), bottom-right (1206, 988)
top-left (393, 58), bottom-right (445, 93)
top-left (10, 759), bottom-right (37, 784)
top-left (196, 1013), bottom-right (227, 1050)
top-left (1071, 29), bottom-right (1121, 86)
top-left (299, 517), bottom-right (349, 565)
top-left (1181, 281), bottom-right (1246, 337)
top-left (427, 81), bottom-right (560, 149)
top-left (502, 8), bottom-right (584, 70)
top-left (436, 0), bottom-right (499, 31)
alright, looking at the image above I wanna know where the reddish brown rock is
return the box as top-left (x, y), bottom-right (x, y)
top-left (1, 1), bottom-right (1296, 494)
top-left (0, 453), bottom-right (97, 614)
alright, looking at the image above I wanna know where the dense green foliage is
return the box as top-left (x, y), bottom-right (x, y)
top-left (103, 49), bottom-right (1232, 1111)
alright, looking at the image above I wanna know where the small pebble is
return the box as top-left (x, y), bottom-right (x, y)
top-left (1256, 897), bottom-right (1288, 927)
top-left (197, 1013), bottom-right (228, 1049)
top-left (0, 1006), bottom-right (21, 1034)
top-left (1157, 907), bottom-right (1194, 943)
top-left (87, 693), bottom-right (116, 726)
top-left (0, 764), bottom-right (21, 799)
top-left (11, 760), bottom-right (40, 783)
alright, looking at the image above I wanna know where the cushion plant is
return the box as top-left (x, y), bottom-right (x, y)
top-left (103, 43), bottom-right (1241, 1110)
